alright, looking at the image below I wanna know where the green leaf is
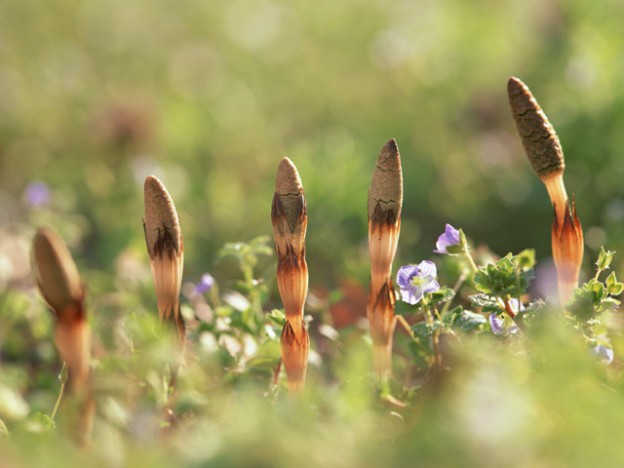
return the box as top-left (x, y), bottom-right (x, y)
top-left (246, 340), bottom-right (281, 370)
top-left (249, 235), bottom-right (273, 257)
top-left (567, 284), bottom-right (596, 322)
top-left (412, 321), bottom-right (444, 339)
top-left (428, 287), bottom-right (455, 306)
top-left (24, 412), bottom-right (55, 434)
top-left (473, 252), bottom-right (534, 297)
top-left (469, 293), bottom-right (505, 314)
top-left (442, 306), bottom-right (462, 327)
top-left (596, 246), bottom-right (615, 271)
top-left (514, 249), bottom-right (536, 270)
top-left (453, 309), bottom-right (487, 332)
top-left (605, 272), bottom-right (624, 295)
top-left (440, 305), bottom-right (486, 332)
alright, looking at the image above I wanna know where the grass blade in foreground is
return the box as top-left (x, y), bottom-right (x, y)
top-left (507, 77), bottom-right (583, 304)
top-left (271, 157), bottom-right (309, 391)
top-left (368, 139), bottom-right (403, 377)
top-left (31, 227), bottom-right (94, 446)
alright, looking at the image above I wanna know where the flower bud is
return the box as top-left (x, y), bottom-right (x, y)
top-left (507, 76), bottom-right (568, 223)
top-left (32, 228), bottom-right (91, 394)
top-left (143, 175), bottom-right (185, 337)
top-left (271, 158), bottom-right (308, 318)
top-left (367, 139), bottom-right (403, 376)
top-left (508, 77), bottom-right (583, 304)
top-left (32, 227), bottom-right (84, 314)
top-left (272, 158), bottom-right (307, 255)
top-left (271, 158), bottom-right (310, 390)
top-left (368, 139), bottom-right (402, 290)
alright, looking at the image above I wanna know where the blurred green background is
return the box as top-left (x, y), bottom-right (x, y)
top-left (2, 0), bottom-right (624, 293)
top-left (3, 1), bottom-right (624, 466)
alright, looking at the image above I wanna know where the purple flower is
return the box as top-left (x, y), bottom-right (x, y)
top-left (591, 344), bottom-right (614, 365)
top-left (489, 299), bottom-right (522, 336)
top-left (24, 181), bottom-right (50, 207)
top-left (396, 261), bottom-right (440, 305)
top-left (195, 273), bottom-right (215, 295)
top-left (488, 314), bottom-right (505, 335)
top-left (434, 224), bottom-right (461, 254)
top-left (488, 314), bottom-right (519, 336)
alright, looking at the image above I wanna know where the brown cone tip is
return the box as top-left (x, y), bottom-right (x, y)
top-left (274, 157), bottom-right (306, 233)
top-left (144, 175), bottom-right (182, 256)
top-left (32, 227), bottom-right (83, 312)
top-left (507, 77), bottom-right (565, 178)
top-left (368, 138), bottom-right (403, 220)
top-left (275, 157), bottom-right (303, 196)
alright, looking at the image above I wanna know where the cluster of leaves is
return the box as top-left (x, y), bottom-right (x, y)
top-left (192, 236), bottom-right (283, 381)
top-left (567, 248), bottom-right (624, 352)
top-left (397, 229), bottom-right (624, 376)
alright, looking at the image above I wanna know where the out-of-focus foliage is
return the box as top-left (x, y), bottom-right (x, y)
top-left (2, 232), bottom-right (624, 467)
top-left (2, 0), bottom-right (624, 285)
top-left (3, 0), bottom-right (624, 466)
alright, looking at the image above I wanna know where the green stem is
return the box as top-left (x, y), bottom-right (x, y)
top-left (397, 314), bottom-right (416, 341)
top-left (463, 246), bottom-right (479, 273)
top-left (594, 268), bottom-right (603, 282)
top-left (50, 363), bottom-right (68, 422)
top-left (422, 299), bottom-right (443, 368)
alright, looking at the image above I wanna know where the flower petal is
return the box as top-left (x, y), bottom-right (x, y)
top-left (489, 314), bottom-right (505, 335)
top-left (417, 260), bottom-right (437, 279)
top-left (399, 284), bottom-right (423, 305)
top-left (434, 224), bottom-right (460, 254)
top-left (445, 224), bottom-right (460, 243)
top-left (591, 345), bottom-right (614, 365)
top-left (423, 279), bottom-right (440, 294)
top-left (396, 264), bottom-right (419, 289)
top-left (195, 273), bottom-right (215, 294)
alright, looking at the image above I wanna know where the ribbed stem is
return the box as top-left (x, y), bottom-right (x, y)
top-left (272, 157), bottom-right (309, 391)
top-left (367, 139), bottom-right (403, 377)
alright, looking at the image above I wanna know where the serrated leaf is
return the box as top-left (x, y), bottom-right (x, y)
top-left (469, 294), bottom-right (505, 314)
top-left (470, 293), bottom-right (499, 308)
top-left (608, 282), bottom-right (624, 296)
top-left (442, 306), bottom-right (464, 327)
top-left (428, 287), bottom-right (455, 305)
top-left (412, 322), bottom-right (434, 340)
top-left (473, 252), bottom-right (534, 298)
top-left (412, 321), bottom-right (444, 339)
top-left (600, 297), bottom-right (621, 312)
top-left (453, 310), bottom-right (487, 332)
top-left (605, 272), bottom-right (623, 296)
top-left (514, 249), bottom-right (536, 270)
top-left (596, 246), bottom-right (615, 271)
